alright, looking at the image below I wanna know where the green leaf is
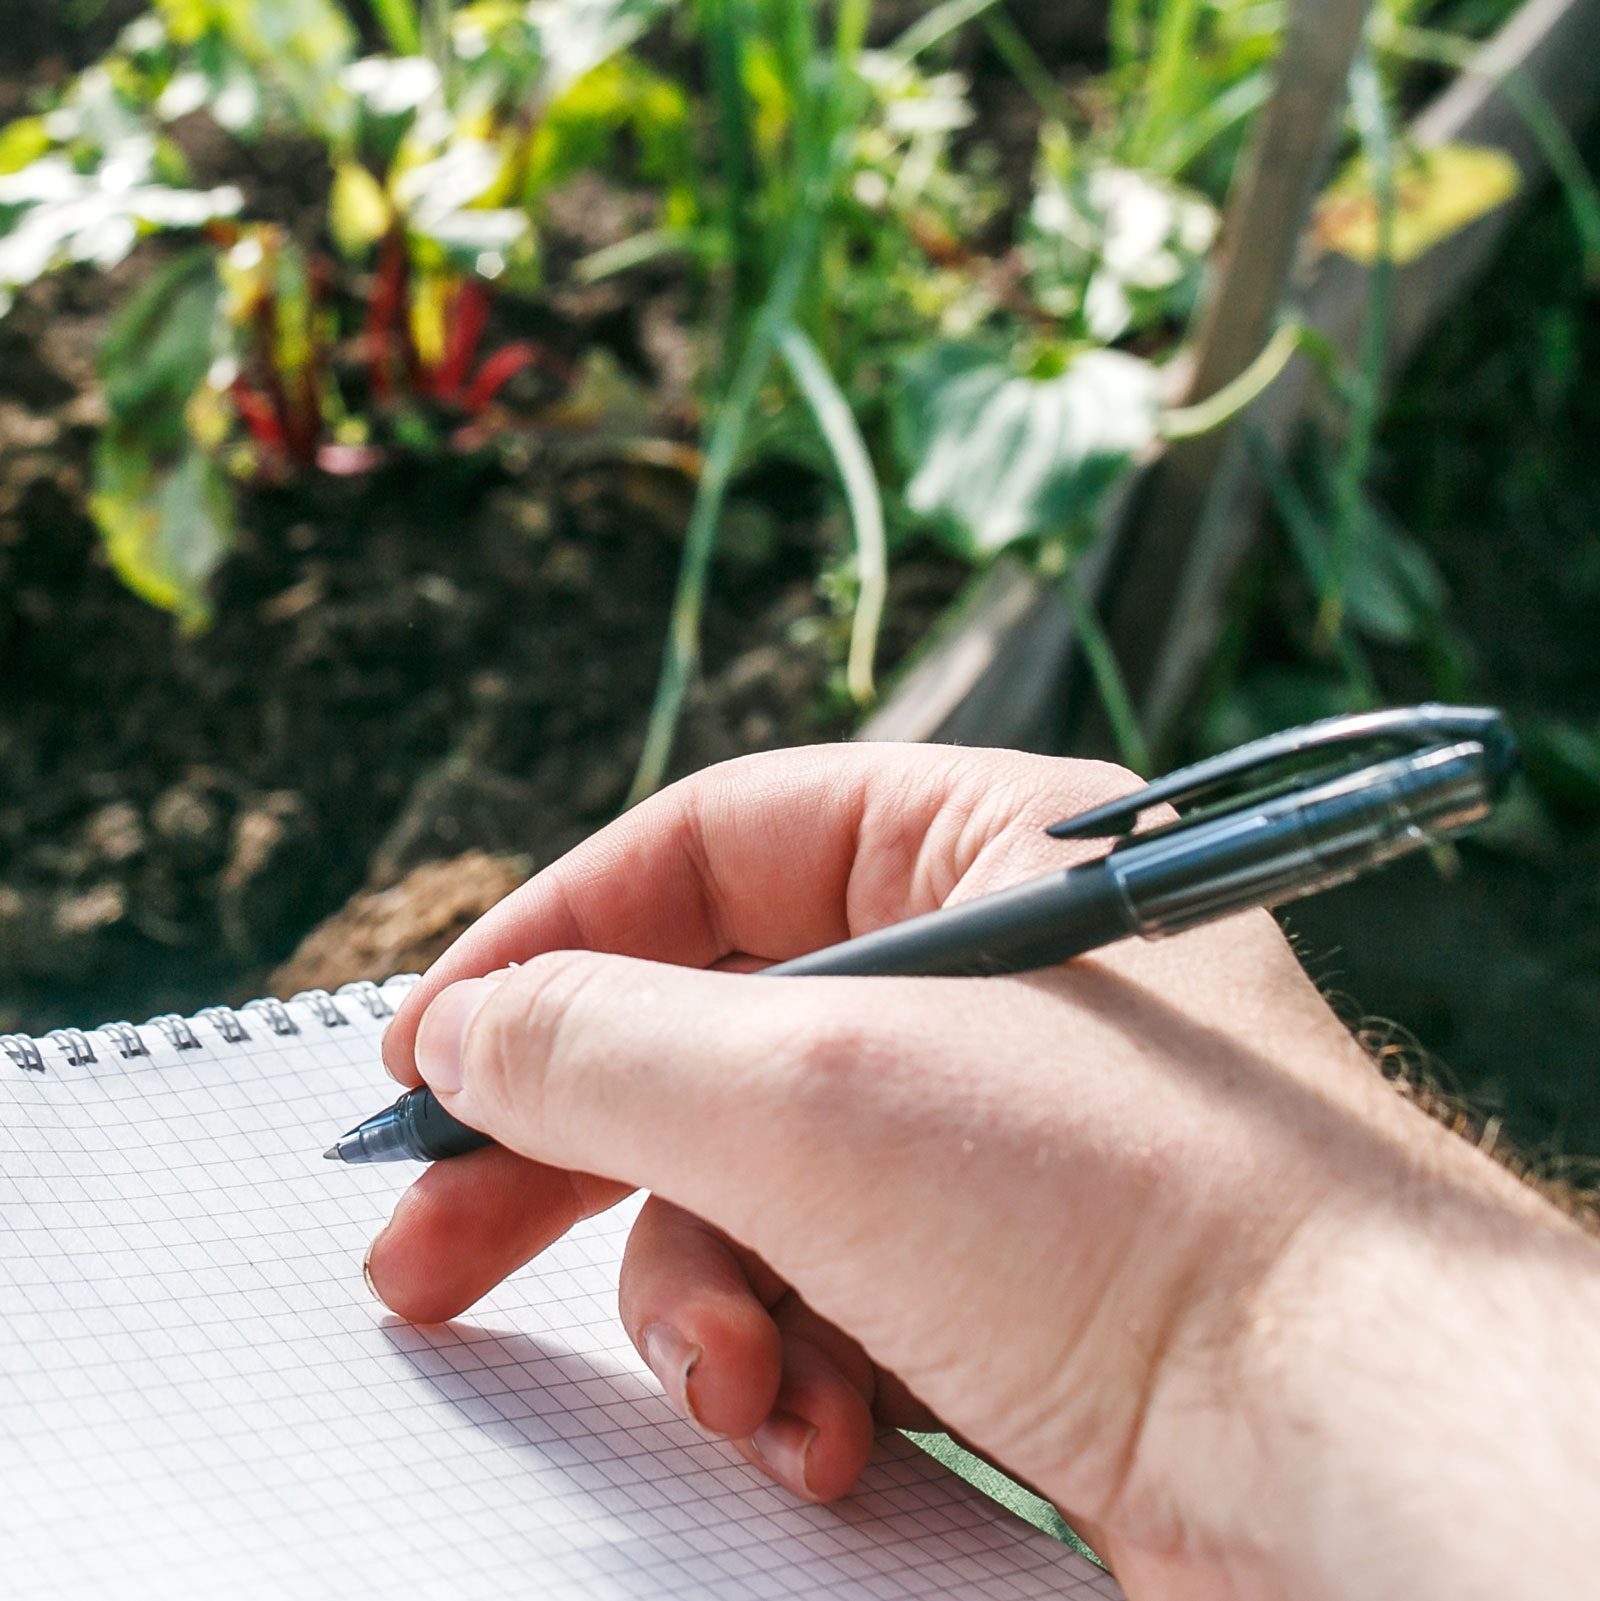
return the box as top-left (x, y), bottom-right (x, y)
top-left (91, 436), bottom-right (235, 632)
top-left (0, 117), bottom-right (51, 177)
top-left (1523, 721), bottom-right (1600, 818)
top-left (892, 341), bottom-right (1159, 557)
top-left (368, 0), bottom-right (422, 57)
top-left (1341, 504), bottom-right (1448, 646)
top-left (1024, 143), bottom-right (1218, 343)
top-left (778, 324), bottom-right (887, 704)
top-left (98, 250), bottom-right (221, 446)
top-left (534, 0), bottom-right (679, 100)
top-left (161, 0), bottom-right (357, 141)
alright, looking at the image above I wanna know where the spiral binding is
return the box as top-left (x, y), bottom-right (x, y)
top-left (0, 976), bottom-right (419, 1075)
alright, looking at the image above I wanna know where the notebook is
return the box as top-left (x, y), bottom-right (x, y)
top-left (0, 977), bottom-right (1123, 1600)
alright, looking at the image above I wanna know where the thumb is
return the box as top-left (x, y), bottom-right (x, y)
top-left (410, 950), bottom-right (927, 1235)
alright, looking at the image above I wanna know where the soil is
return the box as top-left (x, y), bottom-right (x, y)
top-left (0, 238), bottom-right (963, 1036)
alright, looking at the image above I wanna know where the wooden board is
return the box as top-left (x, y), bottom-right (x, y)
top-left (859, 0), bottom-right (1600, 758)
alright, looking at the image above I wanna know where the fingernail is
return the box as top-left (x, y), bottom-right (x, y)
top-left (751, 1411), bottom-right (818, 1498)
top-left (643, 1324), bottom-right (703, 1426)
top-left (414, 977), bottom-right (500, 1095)
top-left (362, 1237), bottom-right (382, 1302)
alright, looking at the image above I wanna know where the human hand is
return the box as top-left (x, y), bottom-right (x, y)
top-left (368, 745), bottom-right (1600, 1600)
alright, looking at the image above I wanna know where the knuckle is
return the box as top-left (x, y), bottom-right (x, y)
top-left (468, 951), bottom-right (602, 1134)
top-left (778, 1001), bottom-right (906, 1139)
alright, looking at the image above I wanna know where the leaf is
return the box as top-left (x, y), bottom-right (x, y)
top-left (1314, 143), bottom-right (1521, 266)
top-left (159, 0), bottom-right (357, 141)
top-left (893, 341), bottom-right (1160, 557)
top-left (523, 56), bottom-right (692, 202)
top-left (533, 0), bottom-right (679, 101)
top-left (1341, 503), bottom-right (1448, 646)
top-left (98, 249), bottom-right (221, 447)
top-left (0, 117), bottom-right (51, 177)
top-left (1522, 721), bottom-right (1600, 818)
top-left (329, 160), bottom-right (392, 256)
top-left (1025, 139), bottom-right (1218, 342)
top-left (0, 142), bottom-right (241, 312)
top-left (368, 0), bottom-right (422, 57)
top-left (91, 436), bottom-right (235, 632)
top-left (778, 324), bottom-right (887, 704)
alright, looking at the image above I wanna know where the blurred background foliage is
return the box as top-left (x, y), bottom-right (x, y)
top-left (0, 0), bottom-right (1596, 1166)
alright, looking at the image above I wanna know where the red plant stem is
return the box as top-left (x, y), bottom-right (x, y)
top-left (251, 287), bottom-right (301, 462)
top-left (433, 277), bottom-right (492, 402)
top-left (230, 378), bottom-right (288, 451)
top-left (366, 230), bottom-right (410, 404)
top-left (463, 340), bottom-right (568, 415)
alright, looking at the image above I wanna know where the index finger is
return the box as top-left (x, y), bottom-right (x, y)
top-left (383, 742), bottom-right (1137, 1083)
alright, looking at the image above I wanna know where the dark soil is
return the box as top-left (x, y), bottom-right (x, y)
top-left (0, 259), bottom-right (963, 1035)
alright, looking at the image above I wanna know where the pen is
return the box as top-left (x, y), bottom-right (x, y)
top-left (325, 704), bottom-right (1517, 1166)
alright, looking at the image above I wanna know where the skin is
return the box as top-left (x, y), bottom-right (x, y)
top-left (367, 744), bottom-right (1600, 1601)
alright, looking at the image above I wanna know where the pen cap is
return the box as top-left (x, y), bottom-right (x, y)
top-left (1108, 740), bottom-right (1500, 939)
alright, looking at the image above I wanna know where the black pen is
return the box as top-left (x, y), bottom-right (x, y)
top-left (326, 704), bottom-right (1517, 1166)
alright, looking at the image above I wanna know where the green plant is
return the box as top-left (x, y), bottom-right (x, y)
top-left (4, 0), bottom-right (1565, 797)
top-left (0, 0), bottom-right (695, 626)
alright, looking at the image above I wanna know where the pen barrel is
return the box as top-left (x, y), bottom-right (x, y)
top-left (767, 864), bottom-right (1133, 979)
top-left (1109, 741), bottom-right (1497, 940)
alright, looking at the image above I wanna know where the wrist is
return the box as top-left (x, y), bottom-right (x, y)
top-left (1217, 1140), bottom-right (1600, 1601)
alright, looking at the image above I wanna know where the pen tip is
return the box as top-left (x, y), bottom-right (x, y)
top-left (322, 1145), bottom-right (342, 1161)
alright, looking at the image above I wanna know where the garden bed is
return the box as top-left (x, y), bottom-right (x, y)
top-left (3, 0), bottom-right (1592, 1040)
top-left (0, 247), bottom-right (963, 1031)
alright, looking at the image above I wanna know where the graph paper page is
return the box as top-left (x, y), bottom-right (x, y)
top-left (0, 982), bottom-right (1121, 1601)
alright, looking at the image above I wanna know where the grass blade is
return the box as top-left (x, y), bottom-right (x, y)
top-left (891, 0), bottom-right (1004, 63)
top-left (627, 211), bottom-right (821, 807)
top-left (368, 0), bottom-right (422, 56)
top-left (1057, 560), bottom-right (1152, 776)
top-left (778, 324), bottom-right (889, 704)
top-left (1324, 46), bottom-right (1397, 645)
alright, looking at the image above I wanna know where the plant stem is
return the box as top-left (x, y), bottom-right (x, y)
top-left (369, 0), bottom-right (422, 56)
top-left (891, 0), bottom-right (1005, 63)
top-left (1056, 554), bottom-right (1152, 775)
top-left (1108, 0), bottom-right (1144, 74)
top-left (981, 10), bottom-right (1072, 125)
top-left (626, 208), bottom-right (822, 807)
top-left (700, 0), bottom-right (757, 368)
top-left (778, 325), bottom-right (888, 705)
top-left (1323, 45), bottom-right (1396, 647)
top-left (1162, 319), bottom-right (1305, 440)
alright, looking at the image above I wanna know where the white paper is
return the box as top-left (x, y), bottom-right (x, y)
top-left (0, 982), bottom-right (1121, 1599)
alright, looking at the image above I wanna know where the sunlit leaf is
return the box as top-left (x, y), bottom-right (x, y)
top-left (343, 54), bottom-right (441, 118)
top-left (329, 160), bottom-right (392, 256)
top-left (91, 436), bottom-right (235, 632)
top-left (156, 0), bottom-right (357, 141)
top-left (532, 0), bottom-right (679, 100)
top-left (1314, 143), bottom-right (1521, 266)
top-left (0, 144), bottom-right (241, 313)
top-left (893, 341), bottom-right (1160, 556)
top-left (0, 118), bottom-right (51, 176)
top-left (1025, 133), bottom-right (1217, 343)
top-left (524, 56), bottom-right (692, 202)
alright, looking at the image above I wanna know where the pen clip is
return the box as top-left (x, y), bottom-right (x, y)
top-left (1047, 704), bottom-right (1516, 841)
